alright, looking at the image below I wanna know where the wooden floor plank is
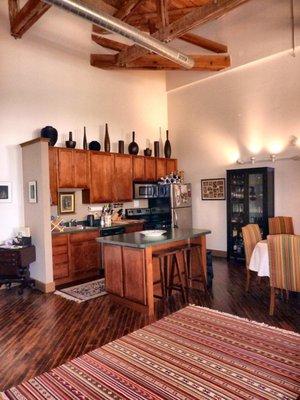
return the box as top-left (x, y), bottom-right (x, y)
top-left (0, 258), bottom-right (299, 391)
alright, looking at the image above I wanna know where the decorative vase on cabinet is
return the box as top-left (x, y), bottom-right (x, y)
top-left (66, 132), bottom-right (76, 148)
top-left (83, 126), bottom-right (88, 150)
top-left (128, 131), bottom-right (139, 155)
top-left (104, 123), bottom-right (110, 152)
top-left (164, 130), bottom-right (171, 158)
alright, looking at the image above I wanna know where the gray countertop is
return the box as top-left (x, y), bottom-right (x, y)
top-left (96, 228), bottom-right (211, 248)
top-left (51, 220), bottom-right (144, 236)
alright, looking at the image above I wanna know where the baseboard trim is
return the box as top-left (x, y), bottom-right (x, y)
top-left (208, 249), bottom-right (227, 258)
top-left (35, 280), bottom-right (56, 293)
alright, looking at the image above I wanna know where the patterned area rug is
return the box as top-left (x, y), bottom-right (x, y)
top-left (2, 306), bottom-right (300, 399)
top-left (54, 279), bottom-right (107, 303)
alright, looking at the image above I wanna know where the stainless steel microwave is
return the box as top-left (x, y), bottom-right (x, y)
top-left (134, 184), bottom-right (158, 199)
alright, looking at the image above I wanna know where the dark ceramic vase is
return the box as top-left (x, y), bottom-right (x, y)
top-left (144, 148), bottom-right (152, 157)
top-left (154, 141), bottom-right (160, 157)
top-left (118, 140), bottom-right (125, 154)
top-left (41, 126), bottom-right (58, 146)
top-left (104, 123), bottom-right (110, 152)
top-left (128, 131), bottom-right (139, 155)
top-left (83, 127), bottom-right (88, 150)
top-left (164, 130), bottom-right (171, 158)
top-left (89, 141), bottom-right (101, 151)
top-left (66, 132), bottom-right (76, 148)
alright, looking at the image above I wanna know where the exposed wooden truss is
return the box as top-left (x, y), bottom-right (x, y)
top-left (116, 0), bottom-right (249, 66)
top-left (8, 0), bottom-right (51, 38)
top-left (91, 53), bottom-right (230, 70)
top-left (180, 33), bottom-right (228, 53)
top-left (7, 0), bottom-right (251, 71)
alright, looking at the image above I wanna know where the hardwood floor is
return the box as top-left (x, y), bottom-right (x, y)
top-left (0, 258), bottom-right (299, 391)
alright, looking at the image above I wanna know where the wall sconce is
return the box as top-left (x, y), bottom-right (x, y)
top-left (270, 154), bottom-right (276, 163)
top-left (250, 156), bottom-right (255, 164)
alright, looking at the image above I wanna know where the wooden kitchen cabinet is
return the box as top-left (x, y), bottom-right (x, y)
top-left (52, 230), bottom-right (100, 286)
top-left (166, 158), bottom-right (178, 174)
top-left (123, 248), bottom-right (146, 305)
top-left (58, 148), bottom-right (75, 188)
top-left (74, 150), bottom-right (90, 188)
top-left (144, 157), bottom-right (156, 181)
top-left (132, 156), bottom-right (145, 181)
top-left (114, 154), bottom-right (133, 201)
top-left (49, 147), bottom-right (58, 205)
top-left (69, 231), bottom-right (100, 279)
top-left (156, 158), bottom-right (167, 180)
top-left (103, 244), bottom-right (123, 297)
top-left (52, 234), bottom-right (69, 281)
top-left (84, 152), bottom-right (114, 203)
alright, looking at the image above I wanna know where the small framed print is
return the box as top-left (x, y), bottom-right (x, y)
top-left (0, 182), bottom-right (12, 203)
top-left (59, 192), bottom-right (75, 214)
top-left (201, 178), bottom-right (226, 200)
top-left (28, 181), bottom-right (37, 203)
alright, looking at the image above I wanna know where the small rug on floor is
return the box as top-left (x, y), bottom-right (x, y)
top-left (54, 278), bottom-right (107, 303)
top-left (2, 305), bottom-right (300, 399)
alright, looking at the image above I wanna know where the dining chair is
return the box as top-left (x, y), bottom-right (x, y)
top-left (267, 234), bottom-right (300, 315)
top-left (268, 216), bottom-right (294, 235)
top-left (242, 224), bottom-right (262, 291)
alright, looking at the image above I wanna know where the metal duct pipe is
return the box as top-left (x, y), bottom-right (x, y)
top-left (43, 0), bottom-right (195, 69)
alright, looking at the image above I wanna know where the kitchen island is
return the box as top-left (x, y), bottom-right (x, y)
top-left (97, 228), bottom-right (211, 320)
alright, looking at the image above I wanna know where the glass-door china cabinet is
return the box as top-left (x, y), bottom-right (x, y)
top-left (226, 167), bottom-right (274, 262)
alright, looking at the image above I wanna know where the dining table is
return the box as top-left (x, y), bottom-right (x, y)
top-left (249, 239), bottom-right (269, 277)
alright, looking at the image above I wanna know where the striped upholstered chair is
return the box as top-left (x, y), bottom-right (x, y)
top-left (268, 216), bottom-right (294, 235)
top-left (267, 234), bottom-right (300, 315)
top-left (242, 224), bottom-right (262, 291)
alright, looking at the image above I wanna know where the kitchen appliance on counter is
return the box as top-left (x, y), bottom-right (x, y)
top-left (149, 183), bottom-right (192, 229)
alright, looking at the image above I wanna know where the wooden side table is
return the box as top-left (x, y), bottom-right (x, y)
top-left (0, 245), bottom-right (36, 294)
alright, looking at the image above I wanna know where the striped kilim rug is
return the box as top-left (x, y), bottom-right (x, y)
top-left (2, 306), bottom-right (300, 399)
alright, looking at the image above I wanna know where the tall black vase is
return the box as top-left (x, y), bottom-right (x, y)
top-left (128, 131), bottom-right (139, 155)
top-left (154, 141), bottom-right (160, 157)
top-left (164, 130), bottom-right (171, 158)
top-left (83, 126), bottom-right (88, 150)
top-left (104, 123), bottom-right (110, 152)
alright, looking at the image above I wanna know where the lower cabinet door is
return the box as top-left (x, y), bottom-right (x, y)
top-left (70, 241), bottom-right (99, 278)
top-left (123, 248), bottom-right (146, 305)
top-left (103, 245), bottom-right (123, 297)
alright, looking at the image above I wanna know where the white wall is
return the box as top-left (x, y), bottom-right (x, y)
top-left (168, 49), bottom-right (300, 252)
top-left (0, 4), bottom-right (167, 243)
top-left (166, 0), bottom-right (300, 90)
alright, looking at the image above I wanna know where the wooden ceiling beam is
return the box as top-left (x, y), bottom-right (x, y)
top-left (156, 0), bottom-right (169, 28)
top-left (92, 0), bottom-right (143, 35)
top-left (91, 53), bottom-right (230, 70)
top-left (117, 0), bottom-right (249, 66)
top-left (9, 0), bottom-right (51, 38)
top-left (91, 34), bottom-right (129, 51)
top-left (180, 33), bottom-right (228, 53)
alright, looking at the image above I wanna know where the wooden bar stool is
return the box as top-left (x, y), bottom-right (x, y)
top-left (152, 247), bottom-right (187, 302)
top-left (182, 244), bottom-right (208, 294)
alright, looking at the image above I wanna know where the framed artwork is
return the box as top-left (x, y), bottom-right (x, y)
top-left (201, 178), bottom-right (226, 200)
top-left (59, 192), bottom-right (75, 214)
top-left (28, 181), bottom-right (37, 203)
top-left (0, 182), bottom-right (12, 203)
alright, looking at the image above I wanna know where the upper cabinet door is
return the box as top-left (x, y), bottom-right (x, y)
top-left (166, 159), bottom-right (178, 175)
top-left (58, 149), bottom-right (75, 188)
top-left (90, 152), bottom-right (114, 203)
top-left (144, 157), bottom-right (156, 181)
top-left (156, 158), bottom-right (167, 180)
top-left (132, 156), bottom-right (145, 181)
top-left (74, 150), bottom-right (90, 189)
top-left (49, 147), bottom-right (58, 205)
top-left (114, 155), bottom-right (133, 202)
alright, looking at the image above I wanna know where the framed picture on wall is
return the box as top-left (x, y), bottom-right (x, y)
top-left (201, 178), bottom-right (226, 200)
top-left (58, 192), bottom-right (75, 214)
top-left (0, 182), bottom-right (12, 203)
top-left (28, 181), bottom-right (38, 203)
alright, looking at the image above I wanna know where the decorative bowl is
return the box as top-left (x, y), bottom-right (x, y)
top-left (140, 230), bottom-right (166, 237)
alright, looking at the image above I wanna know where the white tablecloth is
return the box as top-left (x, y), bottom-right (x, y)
top-left (249, 240), bottom-right (269, 277)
